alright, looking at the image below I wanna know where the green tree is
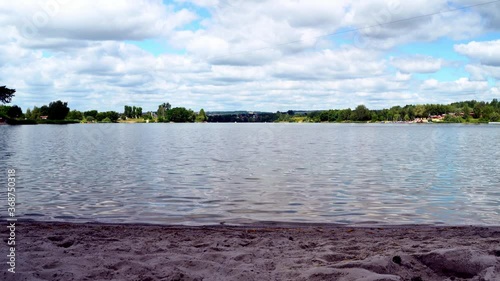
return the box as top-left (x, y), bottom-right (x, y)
top-left (7, 105), bottom-right (22, 118)
top-left (136, 107), bottom-right (142, 118)
top-left (40, 105), bottom-right (49, 116)
top-left (482, 105), bottom-right (494, 120)
top-left (0, 86), bottom-right (15, 104)
top-left (47, 101), bottom-right (70, 120)
top-left (337, 108), bottom-right (351, 121)
top-left (351, 105), bottom-right (371, 121)
top-left (66, 110), bottom-right (83, 120)
top-left (444, 114), bottom-right (464, 123)
top-left (463, 105), bottom-right (471, 120)
top-left (490, 98), bottom-right (498, 108)
top-left (157, 105), bottom-right (165, 120)
top-left (196, 108), bottom-right (207, 122)
top-left (96, 112), bottom-right (107, 122)
top-left (124, 105), bottom-right (132, 118)
top-left (414, 104), bottom-right (427, 118)
top-left (489, 112), bottom-right (500, 122)
top-left (84, 110), bottom-right (98, 119)
top-left (0, 105), bottom-right (10, 117)
top-left (106, 111), bottom-right (119, 122)
top-left (473, 103), bottom-right (484, 118)
top-left (143, 113), bottom-right (153, 121)
top-left (166, 107), bottom-right (195, 122)
top-left (25, 108), bottom-right (32, 119)
top-left (31, 106), bottom-right (41, 119)
top-left (157, 102), bottom-right (171, 120)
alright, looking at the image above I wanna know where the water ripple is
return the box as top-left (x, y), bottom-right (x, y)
top-left (1, 123), bottom-right (499, 225)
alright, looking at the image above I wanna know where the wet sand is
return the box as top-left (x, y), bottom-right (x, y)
top-left (1, 221), bottom-right (500, 280)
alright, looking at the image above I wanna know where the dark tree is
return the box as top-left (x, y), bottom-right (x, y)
top-left (47, 100), bottom-right (70, 120)
top-left (66, 110), bottom-right (83, 120)
top-left (40, 105), bottom-right (49, 116)
top-left (157, 102), bottom-right (172, 121)
top-left (84, 110), bottom-right (98, 118)
top-left (166, 107), bottom-right (195, 122)
top-left (352, 105), bottom-right (371, 121)
top-left (0, 86), bottom-right (15, 104)
top-left (7, 105), bottom-right (22, 118)
top-left (96, 112), bottom-right (107, 122)
top-left (124, 106), bottom-right (131, 118)
top-left (106, 111), bottom-right (119, 122)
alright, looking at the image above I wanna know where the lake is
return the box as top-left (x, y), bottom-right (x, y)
top-left (1, 123), bottom-right (499, 225)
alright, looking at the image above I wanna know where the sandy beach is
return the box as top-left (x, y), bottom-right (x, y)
top-left (1, 221), bottom-right (499, 281)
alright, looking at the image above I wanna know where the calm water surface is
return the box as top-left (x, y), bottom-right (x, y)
top-left (0, 123), bottom-right (499, 225)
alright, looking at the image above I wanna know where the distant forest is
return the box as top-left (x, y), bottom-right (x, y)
top-left (1, 86), bottom-right (499, 124)
top-left (1, 99), bottom-right (498, 124)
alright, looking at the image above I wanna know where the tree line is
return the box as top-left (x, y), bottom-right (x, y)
top-left (1, 85), bottom-right (499, 124)
top-left (202, 100), bottom-right (500, 123)
top-left (306, 100), bottom-right (500, 123)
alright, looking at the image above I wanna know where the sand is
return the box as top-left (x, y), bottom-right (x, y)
top-left (1, 221), bottom-right (500, 281)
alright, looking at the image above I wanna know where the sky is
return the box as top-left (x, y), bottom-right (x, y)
top-left (0, 0), bottom-right (499, 112)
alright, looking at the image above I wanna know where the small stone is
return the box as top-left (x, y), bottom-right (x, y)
top-left (392, 255), bottom-right (402, 265)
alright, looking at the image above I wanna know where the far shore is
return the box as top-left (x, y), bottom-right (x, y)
top-left (3, 118), bottom-right (499, 125)
top-left (2, 221), bottom-right (499, 280)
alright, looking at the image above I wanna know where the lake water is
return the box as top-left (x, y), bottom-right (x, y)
top-left (1, 123), bottom-right (499, 225)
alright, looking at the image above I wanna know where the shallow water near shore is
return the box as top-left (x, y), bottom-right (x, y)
top-left (1, 123), bottom-right (499, 225)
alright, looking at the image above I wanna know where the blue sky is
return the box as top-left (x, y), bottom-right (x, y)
top-left (0, 0), bottom-right (499, 112)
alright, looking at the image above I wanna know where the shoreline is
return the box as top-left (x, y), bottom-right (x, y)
top-left (2, 221), bottom-right (499, 280)
top-left (2, 120), bottom-right (496, 124)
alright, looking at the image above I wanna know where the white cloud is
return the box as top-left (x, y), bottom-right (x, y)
top-left (0, 0), bottom-right (197, 41)
top-left (343, 0), bottom-right (484, 49)
top-left (465, 64), bottom-right (500, 80)
top-left (0, 0), bottom-right (498, 112)
top-left (420, 77), bottom-right (488, 93)
top-left (391, 55), bottom-right (444, 73)
top-left (271, 48), bottom-right (386, 80)
top-left (455, 40), bottom-right (500, 66)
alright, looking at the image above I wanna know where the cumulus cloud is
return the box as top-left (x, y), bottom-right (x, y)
top-left (465, 64), bottom-right (500, 80)
top-left (0, 0), bottom-right (197, 41)
top-left (454, 40), bottom-right (500, 66)
top-left (343, 0), bottom-right (484, 49)
top-left (421, 77), bottom-right (487, 91)
top-left (0, 0), bottom-right (498, 112)
top-left (391, 55), bottom-right (444, 73)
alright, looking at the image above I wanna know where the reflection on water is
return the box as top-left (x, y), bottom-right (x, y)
top-left (0, 123), bottom-right (499, 225)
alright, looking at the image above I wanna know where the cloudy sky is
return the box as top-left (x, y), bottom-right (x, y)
top-left (1, 0), bottom-right (499, 112)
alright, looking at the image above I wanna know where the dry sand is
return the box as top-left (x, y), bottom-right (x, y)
top-left (1, 221), bottom-right (500, 281)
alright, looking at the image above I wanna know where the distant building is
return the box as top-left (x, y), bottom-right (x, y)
top-left (40, 116), bottom-right (48, 120)
top-left (143, 112), bottom-right (157, 118)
